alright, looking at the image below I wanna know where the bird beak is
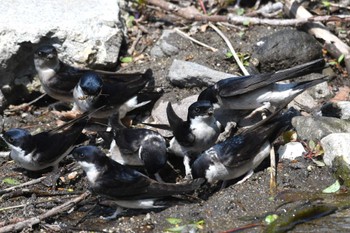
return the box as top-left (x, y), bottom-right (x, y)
top-left (208, 108), bottom-right (214, 116)
top-left (78, 95), bottom-right (89, 100)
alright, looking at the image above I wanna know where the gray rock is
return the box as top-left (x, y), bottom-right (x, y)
top-left (147, 95), bottom-right (198, 137)
top-left (150, 30), bottom-right (180, 57)
top-left (251, 29), bottom-right (322, 72)
top-left (278, 142), bottom-right (306, 160)
top-left (0, 0), bottom-right (124, 104)
top-left (321, 133), bottom-right (350, 166)
top-left (168, 59), bottom-right (236, 88)
top-left (321, 101), bottom-right (350, 120)
top-left (292, 116), bottom-right (350, 140)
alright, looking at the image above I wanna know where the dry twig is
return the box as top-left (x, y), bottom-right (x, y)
top-left (208, 22), bottom-right (249, 76)
top-left (0, 191), bottom-right (90, 233)
top-left (0, 176), bottom-right (47, 195)
top-left (174, 28), bottom-right (218, 52)
top-left (285, 0), bottom-right (350, 74)
top-left (145, 0), bottom-right (350, 26)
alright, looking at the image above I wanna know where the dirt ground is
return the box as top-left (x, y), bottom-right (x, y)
top-left (1, 3), bottom-right (350, 233)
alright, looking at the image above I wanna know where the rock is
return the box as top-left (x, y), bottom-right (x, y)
top-left (148, 95), bottom-right (198, 137)
top-left (292, 116), bottom-right (350, 140)
top-left (332, 156), bottom-right (350, 188)
top-left (321, 133), bottom-right (350, 166)
top-left (0, 0), bottom-right (124, 104)
top-left (150, 30), bottom-right (180, 57)
top-left (251, 29), bottom-right (322, 72)
top-left (168, 60), bottom-right (236, 88)
top-left (321, 101), bottom-right (350, 120)
top-left (278, 142), bottom-right (306, 160)
top-left (289, 91), bottom-right (319, 112)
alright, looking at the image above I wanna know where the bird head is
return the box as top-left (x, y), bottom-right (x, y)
top-left (34, 45), bottom-right (59, 70)
top-left (2, 128), bottom-right (34, 152)
top-left (188, 100), bottom-right (214, 121)
top-left (78, 72), bottom-right (103, 101)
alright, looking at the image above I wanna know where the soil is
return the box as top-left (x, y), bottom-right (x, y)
top-left (0, 4), bottom-right (349, 233)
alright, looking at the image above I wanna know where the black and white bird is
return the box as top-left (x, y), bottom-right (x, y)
top-left (167, 100), bottom-right (223, 178)
top-left (72, 145), bottom-right (204, 219)
top-left (109, 125), bottom-right (168, 182)
top-left (198, 59), bottom-right (327, 113)
top-left (1, 117), bottom-right (88, 172)
top-left (34, 45), bottom-right (152, 103)
top-left (73, 71), bottom-right (160, 121)
top-left (191, 108), bottom-right (299, 184)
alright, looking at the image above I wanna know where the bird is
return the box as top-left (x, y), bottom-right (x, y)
top-left (166, 100), bottom-right (223, 179)
top-left (71, 145), bottom-right (204, 219)
top-left (73, 71), bottom-right (162, 123)
top-left (198, 59), bottom-right (327, 114)
top-left (34, 45), bottom-right (152, 103)
top-left (108, 121), bottom-right (168, 182)
top-left (0, 116), bottom-right (88, 172)
top-left (191, 108), bottom-right (299, 184)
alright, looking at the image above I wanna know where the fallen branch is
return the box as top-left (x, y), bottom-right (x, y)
top-left (0, 191), bottom-right (90, 233)
top-left (145, 0), bottom-right (350, 26)
top-left (0, 176), bottom-right (47, 196)
top-left (174, 28), bottom-right (218, 52)
top-left (208, 22), bottom-right (249, 76)
top-left (285, 0), bottom-right (350, 74)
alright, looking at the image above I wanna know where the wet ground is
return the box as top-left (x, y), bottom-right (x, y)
top-left (0, 15), bottom-right (349, 233)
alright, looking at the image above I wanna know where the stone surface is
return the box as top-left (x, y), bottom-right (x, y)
top-left (148, 95), bottom-right (198, 137)
top-left (168, 59), bottom-right (236, 88)
top-left (251, 29), bottom-right (323, 72)
top-left (278, 142), bottom-right (306, 160)
top-left (150, 30), bottom-right (180, 58)
top-left (292, 116), bottom-right (350, 140)
top-left (321, 101), bottom-right (350, 120)
top-left (321, 133), bottom-right (350, 166)
top-left (0, 0), bottom-right (124, 104)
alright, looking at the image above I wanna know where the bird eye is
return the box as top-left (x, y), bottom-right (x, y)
top-left (79, 153), bottom-right (85, 159)
top-left (8, 137), bottom-right (14, 143)
top-left (195, 107), bottom-right (200, 113)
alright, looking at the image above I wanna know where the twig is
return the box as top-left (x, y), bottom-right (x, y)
top-left (0, 176), bottom-right (47, 195)
top-left (0, 204), bottom-right (26, 212)
top-left (127, 30), bottom-right (143, 55)
top-left (285, 0), bottom-right (350, 74)
top-left (0, 191), bottom-right (91, 233)
top-left (145, 0), bottom-right (350, 26)
top-left (174, 28), bottom-right (218, 52)
top-left (7, 93), bottom-right (46, 112)
top-left (269, 146), bottom-right (277, 195)
top-left (208, 22), bottom-right (249, 76)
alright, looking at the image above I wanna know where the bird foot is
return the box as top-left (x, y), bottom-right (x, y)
top-left (100, 206), bottom-right (124, 220)
top-left (51, 110), bottom-right (82, 121)
top-left (235, 170), bottom-right (254, 185)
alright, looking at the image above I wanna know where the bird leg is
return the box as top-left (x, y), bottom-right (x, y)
top-left (183, 155), bottom-right (193, 180)
top-left (100, 206), bottom-right (125, 220)
top-left (154, 173), bottom-right (165, 183)
top-left (235, 170), bottom-right (254, 185)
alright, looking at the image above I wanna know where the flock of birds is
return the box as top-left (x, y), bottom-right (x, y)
top-left (1, 45), bottom-right (329, 218)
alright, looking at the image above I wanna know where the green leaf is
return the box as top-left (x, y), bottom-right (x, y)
top-left (126, 15), bottom-right (135, 28)
top-left (238, 31), bottom-right (245, 37)
top-left (236, 8), bottom-right (245, 16)
top-left (265, 214), bottom-right (279, 224)
top-left (243, 20), bottom-right (250, 26)
top-left (166, 218), bottom-right (182, 225)
top-left (322, 180), bottom-right (341, 193)
top-left (165, 225), bottom-right (186, 232)
top-left (312, 159), bottom-right (326, 167)
top-left (308, 140), bottom-right (316, 150)
top-left (338, 54), bottom-right (345, 63)
top-left (2, 177), bottom-right (21, 186)
top-left (225, 52), bottom-right (233, 58)
top-left (322, 1), bottom-right (331, 7)
top-left (120, 56), bottom-right (133, 63)
top-left (328, 61), bottom-right (338, 65)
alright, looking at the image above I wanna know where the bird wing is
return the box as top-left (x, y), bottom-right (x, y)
top-left (95, 160), bottom-right (203, 200)
top-left (113, 128), bottom-right (147, 154)
top-left (166, 102), bottom-right (195, 147)
top-left (217, 58), bottom-right (325, 97)
top-left (32, 119), bottom-right (87, 166)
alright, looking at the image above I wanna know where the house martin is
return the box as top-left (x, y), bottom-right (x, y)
top-left (191, 108), bottom-right (299, 184)
top-left (72, 145), bottom-right (204, 218)
top-left (166, 100), bottom-right (223, 178)
top-left (34, 45), bottom-right (152, 103)
top-left (198, 59), bottom-right (327, 113)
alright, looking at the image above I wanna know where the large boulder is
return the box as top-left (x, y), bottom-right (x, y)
top-left (0, 0), bottom-right (125, 107)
